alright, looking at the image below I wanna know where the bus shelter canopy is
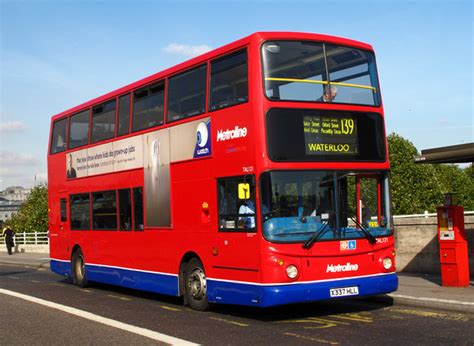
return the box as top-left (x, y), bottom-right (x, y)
top-left (414, 143), bottom-right (474, 164)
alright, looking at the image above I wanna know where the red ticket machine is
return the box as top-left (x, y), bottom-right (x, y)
top-left (437, 204), bottom-right (469, 287)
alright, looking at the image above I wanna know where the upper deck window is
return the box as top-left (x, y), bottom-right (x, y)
top-left (262, 41), bottom-right (380, 106)
top-left (325, 44), bottom-right (380, 106)
top-left (91, 100), bottom-right (116, 143)
top-left (68, 109), bottom-right (90, 149)
top-left (210, 49), bottom-right (248, 111)
top-left (50, 118), bottom-right (67, 154)
top-left (167, 65), bottom-right (207, 122)
top-left (117, 94), bottom-right (131, 136)
top-left (132, 82), bottom-right (164, 132)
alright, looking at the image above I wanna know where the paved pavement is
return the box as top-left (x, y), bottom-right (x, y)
top-left (1, 250), bottom-right (473, 314)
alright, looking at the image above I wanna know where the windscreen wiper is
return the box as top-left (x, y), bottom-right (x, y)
top-left (302, 220), bottom-right (330, 249)
top-left (350, 216), bottom-right (376, 245)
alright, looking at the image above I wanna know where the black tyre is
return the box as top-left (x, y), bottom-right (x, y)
top-left (184, 258), bottom-right (209, 311)
top-left (72, 249), bottom-right (88, 288)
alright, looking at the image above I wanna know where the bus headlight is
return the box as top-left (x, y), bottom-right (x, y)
top-left (286, 265), bottom-right (298, 279)
top-left (382, 257), bottom-right (393, 270)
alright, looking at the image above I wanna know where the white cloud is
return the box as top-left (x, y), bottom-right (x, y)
top-left (163, 43), bottom-right (212, 57)
top-left (0, 121), bottom-right (26, 133)
top-left (1, 151), bottom-right (40, 167)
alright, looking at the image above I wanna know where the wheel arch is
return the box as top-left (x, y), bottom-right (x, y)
top-left (178, 251), bottom-right (203, 297)
top-left (70, 244), bottom-right (82, 260)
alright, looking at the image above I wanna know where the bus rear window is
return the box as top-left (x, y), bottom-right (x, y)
top-left (69, 110), bottom-right (90, 149)
top-left (50, 118), bottom-right (67, 154)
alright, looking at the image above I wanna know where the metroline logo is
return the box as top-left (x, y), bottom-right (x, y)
top-left (326, 263), bottom-right (359, 273)
top-left (216, 126), bottom-right (247, 142)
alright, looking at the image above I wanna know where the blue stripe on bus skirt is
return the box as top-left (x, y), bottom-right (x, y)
top-left (50, 259), bottom-right (72, 278)
top-left (51, 259), bottom-right (397, 307)
top-left (50, 259), bottom-right (179, 296)
top-left (207, 273), bottom-right (398, 307)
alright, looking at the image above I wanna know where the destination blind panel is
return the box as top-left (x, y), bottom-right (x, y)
top-left (303, 114), bottom-right (358, 155)
top-left (266, 108), bottom-right (385, 162)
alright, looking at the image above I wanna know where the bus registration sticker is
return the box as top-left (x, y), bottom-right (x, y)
top-left (330, 286), bottom-right (359, 298)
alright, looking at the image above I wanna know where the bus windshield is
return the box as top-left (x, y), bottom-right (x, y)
top-left (262, 41), bottom-right (380, 106)
top-left (260, 170), bottom-right (392, 243)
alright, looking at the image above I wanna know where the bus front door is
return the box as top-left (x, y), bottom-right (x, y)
top-left (215, 176), bottom-right (260, 281)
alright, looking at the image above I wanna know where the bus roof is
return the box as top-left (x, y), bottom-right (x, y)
top-left (50, 31), bottom-right (374, 122)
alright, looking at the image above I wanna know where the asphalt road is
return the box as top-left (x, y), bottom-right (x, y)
top-left (1, 264), bottom-right (473, 345)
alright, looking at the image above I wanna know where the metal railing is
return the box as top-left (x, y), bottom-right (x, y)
top-left (0, 231), bottom-right (49, 245)
top-left (393, 210), bottom-right (474, 219)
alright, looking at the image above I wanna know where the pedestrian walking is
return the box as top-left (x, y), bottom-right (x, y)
top-left (2, 226), bottom-right (15, 255)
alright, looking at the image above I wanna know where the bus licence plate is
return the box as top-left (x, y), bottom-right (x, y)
top-left (330, 286), bottom-right (359, 297)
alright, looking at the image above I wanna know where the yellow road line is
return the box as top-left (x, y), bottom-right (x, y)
top-left (282, 316), bottom-right (349, 329)
top-left (284, 332), bottom-right (339, 345)
top-left (29, 280), bottom-right (40, 283)
top-left (209, 317), bottom-right (249, 327)
top-left (389, 307), bottom-right (470, 322)
top-left (331, 313), bottom-right (373, 323)
top-left (107, 294), bottom-right (132, 301)
top-left (160, 305), bottom-right (182, 312)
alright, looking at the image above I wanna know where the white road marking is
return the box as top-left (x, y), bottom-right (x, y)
top-left (390, 293), bottom-right (474, 306)
top-left (0, 288), bottom-right (199, 345)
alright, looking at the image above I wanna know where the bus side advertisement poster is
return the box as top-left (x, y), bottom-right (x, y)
top-left (303, 114), bottom-right (358, 155)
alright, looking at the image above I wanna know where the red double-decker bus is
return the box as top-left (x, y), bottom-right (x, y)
top-left (48, 32), bottom-right (397, 310)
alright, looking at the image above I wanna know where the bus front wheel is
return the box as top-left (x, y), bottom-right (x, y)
top-left (72, 249), bottom-right (88, 288)
top-left (184, 258), bottom-right (209, 311)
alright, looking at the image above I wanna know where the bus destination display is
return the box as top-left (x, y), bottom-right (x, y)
top-left (303, 114), bottom-right (358, 155)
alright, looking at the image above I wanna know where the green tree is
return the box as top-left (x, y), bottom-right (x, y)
top-left (5, 184), bottom-right (49, 233)
top-left (434, 164), bottom-right (474, 210)
top-left (387, 133), bottom-right (444, 214)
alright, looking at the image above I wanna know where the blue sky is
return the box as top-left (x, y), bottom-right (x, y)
top-left (1, 0), bottom-right (472, 189)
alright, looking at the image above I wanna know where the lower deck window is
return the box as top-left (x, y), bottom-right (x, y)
top-left (118, 189), bottom-right (132, 231)
top-left (92, 190), bottom-right (117, 230)
top-left (133, 187), bottom-right (144, 230)
top-left (70, 193), bottom-right (90, 230)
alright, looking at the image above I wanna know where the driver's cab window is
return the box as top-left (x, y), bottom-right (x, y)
top-left (359, 177), bottom-right (379, 228)
top-left (217, 176), bottom-right (256, 232)
top-left (346, 174), bottom-right (384, 229)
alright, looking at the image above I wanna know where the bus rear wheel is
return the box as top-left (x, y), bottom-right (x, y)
top-left (72, 249), bottom-right (88, 288)
top-left (184, 258), bottom-right (209, 311)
